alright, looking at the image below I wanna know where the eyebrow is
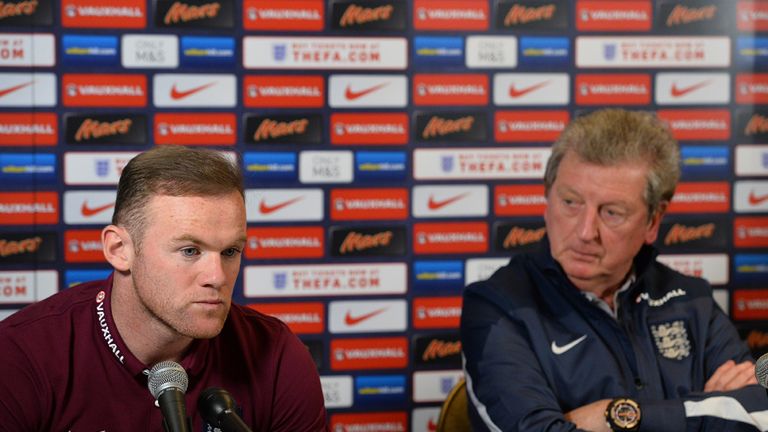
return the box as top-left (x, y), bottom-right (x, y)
top-left (171, 234), bottom-right (248, 248)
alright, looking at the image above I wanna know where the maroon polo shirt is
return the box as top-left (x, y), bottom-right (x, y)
top-left (0, 275), bottom-right (327, 431)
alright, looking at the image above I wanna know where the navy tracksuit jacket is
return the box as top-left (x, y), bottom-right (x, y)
top-left (461, 239), bottom-right (768, 431)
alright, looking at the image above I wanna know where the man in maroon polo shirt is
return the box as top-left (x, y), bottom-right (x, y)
top-left (0, 146), bottom-right (328, 431)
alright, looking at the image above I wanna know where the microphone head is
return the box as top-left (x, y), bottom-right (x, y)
top-left (148, 360), bottom-right (189, 399)
top-left (756, 354), bottom-right (768, 388)
top-left (198, 387), bottom-right (237, 425)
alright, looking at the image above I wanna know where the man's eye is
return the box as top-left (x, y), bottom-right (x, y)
top-left (222, 248), bottom-right (241, 257)
top-left (181, 248), bottom-right (200, 257)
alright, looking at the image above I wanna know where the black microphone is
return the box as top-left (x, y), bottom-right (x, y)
top-left (147, 360), bottom-right (192, 432)
top-left (198, 387), bottom-right (252, 432)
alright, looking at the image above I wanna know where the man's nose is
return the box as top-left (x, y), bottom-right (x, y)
top-left (200, 253), bottom-right (226, 288)
top-left (577, 206), bottom-right (600, 241)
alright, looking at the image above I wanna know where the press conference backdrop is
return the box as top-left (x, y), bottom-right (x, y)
top-left (1, 0), bottom-right (768, 429)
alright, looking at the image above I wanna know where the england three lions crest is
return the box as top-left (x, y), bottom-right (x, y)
top-left (650, 320), bottom-right (691, 360)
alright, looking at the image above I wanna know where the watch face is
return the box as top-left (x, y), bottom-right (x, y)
top-left (609, 399), bottom-right (641, 430)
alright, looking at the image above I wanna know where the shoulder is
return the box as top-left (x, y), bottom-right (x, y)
top-left (0, 279), bottom-right (105, 337)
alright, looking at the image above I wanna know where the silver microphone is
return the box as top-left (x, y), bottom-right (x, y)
top-left (147, 360), bottom-right (191, 432)
top-left (755, 353), bottom-right (768, 388)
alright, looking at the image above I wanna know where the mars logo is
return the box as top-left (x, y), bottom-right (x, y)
top-left (155, 0), bottom-right (233, 28)
top-left (659, 220), bottom-right (726, 249)
top-left (658, 2), bottom-right (725, 33)
top-left (495, 223), bottom-right (546, 252)
top-left (244, 114), bottom-right (322, 144)
top-left (65, 114), bottom-right (146, 145)
top-left (737, 111), bottom-right (768, 142)
top-left (0, 0), bottom-right (52, 26)
top-left (332, 0), bottom-right (405, 31)
top-left (414, 111), bottom-right (487, 142)
top-left (0, 232), bottom-right (56, 264)
top-left (330, 225), bottom-right (406, 257)
top-left (496, 0), bottom-right (567, 30)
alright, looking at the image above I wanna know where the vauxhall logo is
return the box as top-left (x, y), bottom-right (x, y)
top-left (95, 291), bottom-right (125, 364)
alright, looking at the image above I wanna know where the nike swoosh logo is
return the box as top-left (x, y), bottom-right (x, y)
top-left (749, 191), bottom-right (768, 206)
top-left (344, 82), bottom-right (389, 101)
top-left (670, 80), bottom-right (711, 97)
top-left (427, 193), bottom-right (470, 210)
top-left (0, 81), bottom-right (34, 99)
top-left (258, 196), bottom-right (303, 215)
top-left (170, 82), bottom-right (217, 100)
top-left (509, 80), bottom-right (550, 98)
top-left (344, 307), bottom-right (387, 326)
top-left (551, 335), bottom-right (587, 355)
top-left (81, 201), bottom-right (115, 217)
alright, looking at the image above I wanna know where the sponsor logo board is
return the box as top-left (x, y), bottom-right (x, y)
top-left (153, 73), bottom-right (236, 107)
top-left (494, 73), bottom-right (569, 106)
top-left (413, 0), bottom-right (489, 30)
top-left (63, 190), bottom-right (116, 225)
top-left (0, 33), bottom-right (54, 66)
top-left (736, 145), bottom-right (768, 176)
top-left (575, 73), bottom-right (651, 105)
top-left (0, 112), bottom-right (57, 146)
top-left (655, 73), bottom-right (730, 105)
top-left (465, 35), bottom-right (517, 68)
top-left (244, 113), bottom-right (323, 145)
top-left (495, 184), bottom-right (546, 216)
top-left (246, 226), bottom-right (323, 259)
top-left (495, 0), bottom-right (568, 31)
top-left (64, 229), bottom-right (104, 263)
top-left (355, 151), bottom-right (407, 182)
top-left (61, 34), bottom-right (118, 67)
top-left (414, 111), bottom-right (487, 143)
top-left (243, 0), bottom-right (324, 31)
top-left (412, 369), bottom-right (464, 402)
top-left (657, 253), bottom-right (729, 285)
top-left (413, 222), bottom-right (488, 255)
top-left (494, 221), bottom-right (547, 253)
top-left (121, 34), bottom-right (179, 69)
top-left (320, 375), bottom-right (353, 409)
top-left (576, 36), bottom-right (730, 68)
top-left (329, 74), bottom-right (408, 108)
top-left (244, 263), bottom-right (407, 297)
top-left (495, 110), bottom-right (569, 142)
top-left (64, 152), bottom-right (138, 185)
top-left (412, 260), bottom-right (464, 292)
top-left (248, 302), bottom-right (324, 334)
top-left (329, 225), bottom-right (406, 257)
top-left (243, 36), bottom-right (407, 70)
top-left (668, 182), bottom-right (730, 214)
top-left (735, 217), bottom-right (768, 248)
top-left (243, 75), bottom-right (324, 108)
top-left (330, 337), bottom-right (408, 370)
top-left (465, 257), bottom-right (508, 285)
top-left (0, 72), bottom-right (56, 107)
top-left (331, 113), bottom-right (408, 146)
top-left (412, 296), bottom-right (462, 329)
top-left (735, 181), bottom-right (768, 213)
top-left (64, 113), bottom-right (147, 145)
top-left (154, 113), bottom-right (235, 145)
top-left (0, 232), bottom-right (56, 263)
top-left (413, 73), bottom-right (488, 106)
top-left (328, 299), bottom-right (407, 333)
top-left (0, 270), bottom-right (57, 304)
top-left (412, 184), bottom-right (488, 218)
top-left (245, 188), bottom-right (323, 222)
top-left (331, 188), bottom-right (408, 221)
top-left (575, 0), bottom-right (651, 31)
top-left (0, 192), bottom-right (58, 225)
top-left (412, 332), bottom-right (462, 369)
top-left (331, 0), bottom-right (407, 31)
top-left (299, 151), bottom-right (354, 184)
top-left (61, 0), bottom-right (146, 28)
top-left (414, 147), bottom-right (550, 180)
top-left (154, 0), bottom-right (234, 29)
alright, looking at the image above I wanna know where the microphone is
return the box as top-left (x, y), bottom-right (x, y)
top-left (198, 387), bottom-right (252, 432)
top-left (756, 353), bottom-right (768, 388)
top-left (147, 360), bottom-right (191, 432)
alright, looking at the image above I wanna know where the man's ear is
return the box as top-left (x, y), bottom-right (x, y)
top-left (644, 201), bottom-right (669, 245)
top-left (102, 225), bottom-right (134, 272)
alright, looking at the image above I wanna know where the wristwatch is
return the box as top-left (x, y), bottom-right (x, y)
top-left (605, 397), bottom-right (641, 431)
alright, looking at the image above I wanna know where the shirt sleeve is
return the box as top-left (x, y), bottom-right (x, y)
top-left (461, 289), bottom-right (584, 432)
top-left (268, 326), bottom-right (328, 432)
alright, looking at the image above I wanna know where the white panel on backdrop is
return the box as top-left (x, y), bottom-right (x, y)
top-left (412, 184), bottom-right (488, 218)
top-left (465, 35), bottom-right (517, 68)
top-left (245, 188), bottom-right (324, 222)
top-left (328, 74), bottom-right (408, 108)
top-left (121, 34), bottom-right (178, 69)
top-left (0, 73), bottom-right (56, 107)
top-left (655, 73), bottom-right (730, 105)
top-left (493, 73), bottom-right (570, 106)
top-left (0, 34), bottom-right (55, 67)
top-left (243, 37), bottom-right (408, 70)
top-left (153, 74), bottom-right (236, 107)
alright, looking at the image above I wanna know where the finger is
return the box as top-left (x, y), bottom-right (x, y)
top-left (705, 360), bottom-right (735, 392)
top-left (707, 361), bottom-right (756, 392)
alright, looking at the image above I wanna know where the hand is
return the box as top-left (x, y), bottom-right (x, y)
top-left (704, 359), bottom-right (758, 393)
top-left (564, 399), bottom-right (612, 432)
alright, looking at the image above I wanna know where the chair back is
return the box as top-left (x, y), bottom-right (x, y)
top-left (436, 378), bottom-right (471, 431)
